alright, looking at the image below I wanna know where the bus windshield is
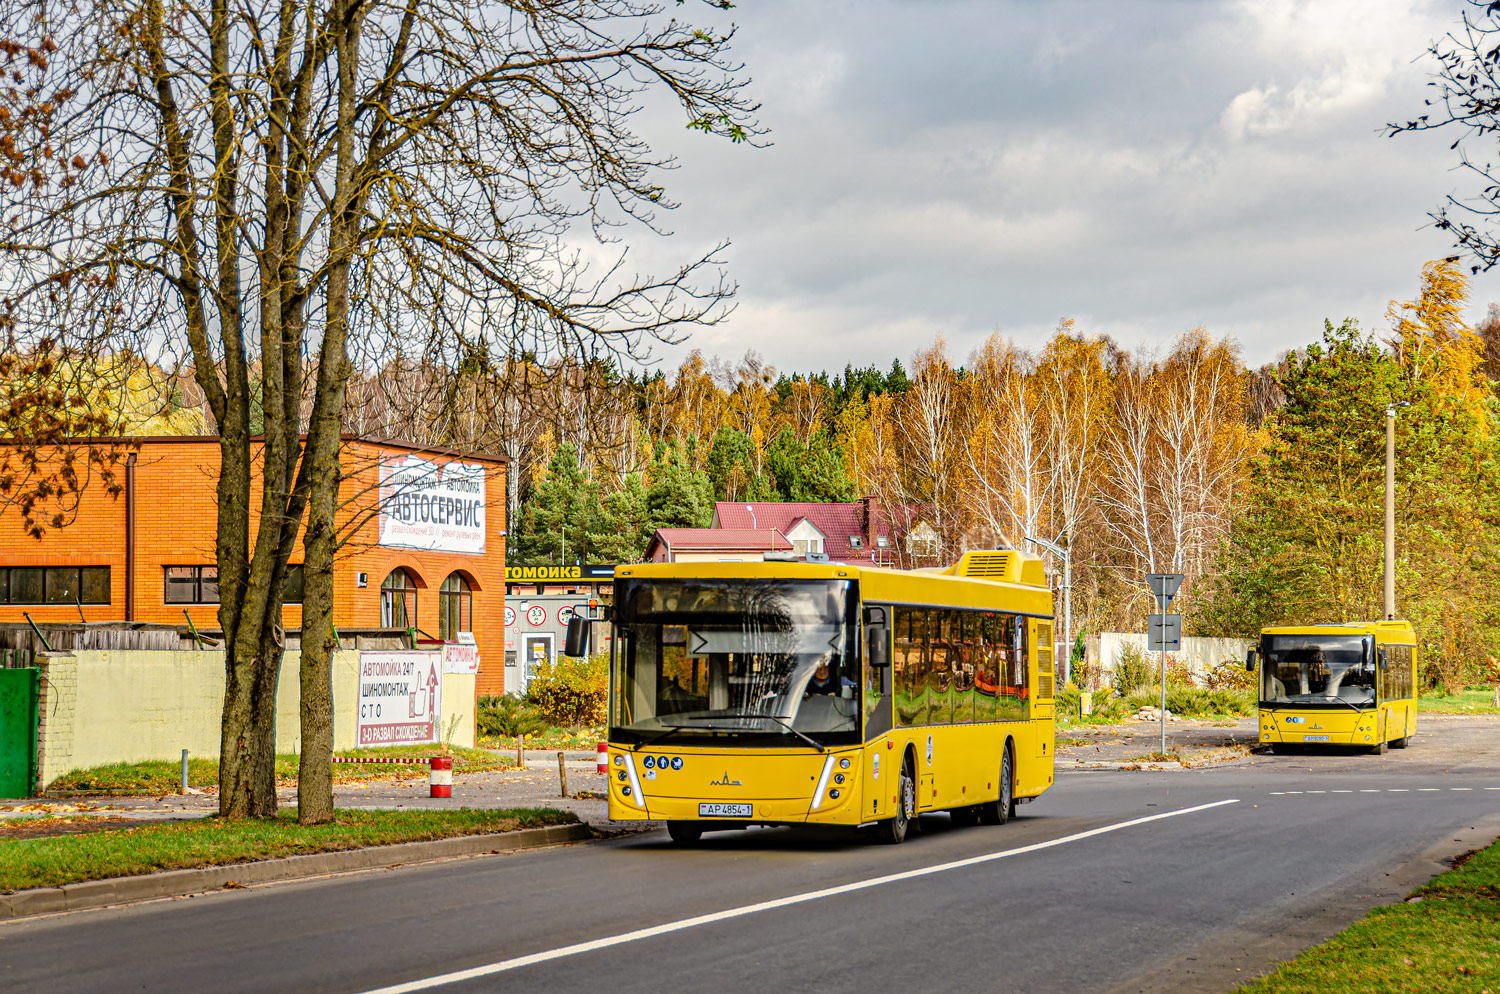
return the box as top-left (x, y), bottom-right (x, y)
top-left (610, 578), bottom-right (859, 746)
top-left (1261, 634), bottom-right (1375, 706)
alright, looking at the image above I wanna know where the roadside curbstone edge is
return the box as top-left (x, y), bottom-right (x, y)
top-left (1, 821), bottom-right (593, 922)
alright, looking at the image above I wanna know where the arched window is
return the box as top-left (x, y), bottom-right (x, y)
top-left (381, 569), bottom-right (419, 629)
top-left (439, 572), bottom-right (472, 641)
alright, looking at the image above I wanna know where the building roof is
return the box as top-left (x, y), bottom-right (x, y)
top-left (648, 528), bottom-right (794, 553)
top-left (713, 500), bottom-right (901, 565)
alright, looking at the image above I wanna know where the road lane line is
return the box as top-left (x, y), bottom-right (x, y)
top-left (1331, 790), bottom-right (1352, 793)
top-left (1360, 789), bottom-right (1381, 793)
top-left (1388, 789), bottom-right (1409, 792)
top-left (1451, 787), bottom-right (1473, 791)
top-left (351, 799), bottom-right (1241, 994)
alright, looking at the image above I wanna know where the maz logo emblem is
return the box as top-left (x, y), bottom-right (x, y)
top-left (710, 771), bottom-right (743, 786)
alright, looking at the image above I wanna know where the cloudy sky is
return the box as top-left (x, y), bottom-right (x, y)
top-left (610, 0), bottom-right (1500, 377)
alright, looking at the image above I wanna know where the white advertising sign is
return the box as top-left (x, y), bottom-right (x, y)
top-left (357, 651), bottom-right (443, 746)
top-left (443, 642), bottom-right (480, 675)
top-left (379, 455), bottom-right (486, 554)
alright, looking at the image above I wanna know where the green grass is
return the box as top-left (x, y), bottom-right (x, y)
top-left (479, 726), bottom-right (606, 751)
top-left (0, 807), bottom-right (578, 892)
top-left (1234, 836), bottom-right (1500, 993)
top-left (47, 745), bottom-right (515, 795)
top-left (1418, 687), bottom-right (1500, 714)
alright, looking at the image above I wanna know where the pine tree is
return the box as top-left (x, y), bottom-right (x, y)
top-left (510, 445), bottom-right (600, 565)
top-left (647, 443), bottom-right (714, 531)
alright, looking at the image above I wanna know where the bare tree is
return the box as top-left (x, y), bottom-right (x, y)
top-left (0, 0), bottom-right (759, 819)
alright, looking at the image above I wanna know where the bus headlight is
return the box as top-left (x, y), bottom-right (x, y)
top-left (828, 788), bottom-right (840, 799)
top-left (839, 758), bottom-right (851, 769)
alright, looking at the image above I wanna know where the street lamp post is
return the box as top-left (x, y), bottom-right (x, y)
top-left (1025, 535), bottom-right (1071, 685)
top-left (1385, 401), bottom-right (1409, 621)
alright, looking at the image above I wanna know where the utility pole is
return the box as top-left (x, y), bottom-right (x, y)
top-left (1025, 535), bottom-right (1072, 684)
top-left (1384, 402), bottom-right (1409, 621)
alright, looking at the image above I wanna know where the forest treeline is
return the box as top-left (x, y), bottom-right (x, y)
top-left (6, 261), bottom-right (1500, 687)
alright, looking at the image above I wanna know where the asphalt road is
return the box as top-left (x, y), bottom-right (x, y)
top-left (3, 717), bottom-right (1498, 994)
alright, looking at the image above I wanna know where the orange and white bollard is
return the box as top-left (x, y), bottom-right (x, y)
top-left (596, 741), bottom-right (608, 774)
top-left (429, 755), bottom-right (453, 798)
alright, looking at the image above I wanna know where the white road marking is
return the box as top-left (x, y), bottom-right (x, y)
top-left (1388, 789), bottom-right (1409, 792)
top-left (1269, 791), bottom-right (1285, 795)
top-left (1451, 787), bottom-right (1473, 791)
top-left (350, 799), bottom-right (1241, 994)
top-left (1418, 788), bottom-right (1440, 791)
top-left (1486, 787), bottom-right (1500, 791)
top-left (1306, 790), bottom-right (1325, 794)
top-left (1360, 789), bottom-right (1381, 793)
top-left (1331, 790), bottom-right (1353, 793)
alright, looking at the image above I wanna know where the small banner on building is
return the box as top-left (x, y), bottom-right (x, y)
top-left (378, 455), bottom-right (487, 554)
top-left (442, 637), bottom-right (480, 675)
top-left (357, 651), bottom-right (443, 746)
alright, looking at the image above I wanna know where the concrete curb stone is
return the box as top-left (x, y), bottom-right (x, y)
top-left (1, 820), bottom-right (592, 922)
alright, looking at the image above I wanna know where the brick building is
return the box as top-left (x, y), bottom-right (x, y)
top-left (0, 436), bottom-right (510, 696)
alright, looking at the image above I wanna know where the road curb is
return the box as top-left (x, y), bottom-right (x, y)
top-left (0, 821), bottom-right (593, 922)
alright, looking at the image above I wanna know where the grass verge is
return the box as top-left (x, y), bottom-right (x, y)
top-left (479, 726), bottom-right (606, 752)
top-left (1234, 836), bottom-right (1500, 993)
top-left (0, 807), bottom-right (577, 892)
top-left (47, 745), bottom-right (515, 795)
top-left (1418, 687), bottom-right (1500, 715)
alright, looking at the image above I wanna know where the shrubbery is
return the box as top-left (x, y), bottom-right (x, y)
top-left (475, 694), bottom-right (547, 739)
top-left (525, 653), bottom-right (608, 727)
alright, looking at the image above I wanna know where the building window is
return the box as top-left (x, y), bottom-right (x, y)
top-left (0, 566), bottom-right (110, 605)
top-left (439, 572), bottom-right (472, 640)
top-left (848, 535), bottom-right (864, 548)
top-left (165, 564), bottom-right (304, 604)
top-left (381, 568), bottom-right (419, 629)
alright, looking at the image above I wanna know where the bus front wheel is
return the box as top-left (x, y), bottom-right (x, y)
top-left (875, 755), bottom-right (916, 845)
top-left (979, 743), bottom-right (1015, 826)
top-left (666, 821), bottom-right (703, 845)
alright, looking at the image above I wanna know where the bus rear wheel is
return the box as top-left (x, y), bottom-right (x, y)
top-left (979, 743), bottom-right (1015, 826)
top-left (666, 821), bottom-right (703, 845)
top-left (875, 755), bottom-right (916, 845)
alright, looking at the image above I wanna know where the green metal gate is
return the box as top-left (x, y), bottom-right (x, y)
top-left (0, 666), bottom-right (39, 798)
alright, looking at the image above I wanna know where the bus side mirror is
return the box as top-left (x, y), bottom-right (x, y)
top-left (1245, 649), bottom-right (1257, 672)
top-left (1377, 648), bottom-right (1388, 671)
top-left (565, 617), bottom-right (589, 657)
top-left (867, 627), bottom-right (891, 669)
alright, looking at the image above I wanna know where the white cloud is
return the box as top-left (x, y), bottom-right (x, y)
top-left (603, 0), bottom-right (1500, 376)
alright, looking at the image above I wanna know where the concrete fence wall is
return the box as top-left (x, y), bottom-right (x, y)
top-left (36, 649), bottom-right (475, 787)
top-left (1084, 632), bottom-right (1254, 691)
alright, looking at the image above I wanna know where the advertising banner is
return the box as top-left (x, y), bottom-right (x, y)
top-left (378, 456), bottom-right (486, 554)
top-left (442, 638), bottom-right (480, 675)
top-left (357, 651), bottom-right (443, 746)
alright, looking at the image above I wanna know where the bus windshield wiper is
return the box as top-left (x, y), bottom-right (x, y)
top-left (715, 710), bottom-right (825, 752)
top-left (640, 724), bottom-right (697, 748)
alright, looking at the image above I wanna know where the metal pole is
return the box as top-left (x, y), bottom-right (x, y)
top-left (1063, 549), bottom-right (1073, 687)
top-left (1385, 405), bottom-right (1396, 621)
top-left (180, 749), bottom-right (189, 795)
top-left (1160, 638), bottom-right (1167, 756)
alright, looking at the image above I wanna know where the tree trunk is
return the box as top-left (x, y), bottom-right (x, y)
top-left (297, 443), bottom-right (339, 823)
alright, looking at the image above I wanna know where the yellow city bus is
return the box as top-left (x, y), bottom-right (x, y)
top-left (1249, 620), bottom-right (1418, 755)
top-left (595, 551), bottom-right (1056, 845)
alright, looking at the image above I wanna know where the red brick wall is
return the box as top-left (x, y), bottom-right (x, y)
top-left (0, 437), bottom-right (510, 696)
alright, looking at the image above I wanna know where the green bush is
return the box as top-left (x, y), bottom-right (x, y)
top-left (525, 653), bottom-right (608, 727)
top-left (1123, 685), bottom-right (1255, 718)
top-left (1114, 643), bottom-right (1154, 694)
top-left (475, 694), bottom-right (547, 739)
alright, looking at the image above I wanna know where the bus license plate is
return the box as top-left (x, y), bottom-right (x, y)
top-left (699, 803), bottom-right (752, 818)
top-left (1303, 735), bottom-right (1329, 742)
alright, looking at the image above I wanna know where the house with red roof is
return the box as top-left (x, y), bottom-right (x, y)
top-left (643, 528), bottom-right (794, 563)
top-left (708, 497), bottom-right (932, 567)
